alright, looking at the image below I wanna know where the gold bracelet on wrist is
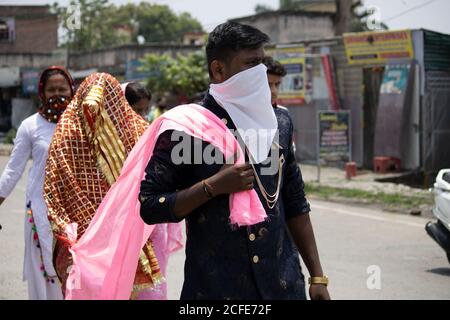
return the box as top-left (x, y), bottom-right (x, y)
top-left (308, 276), bottom-right (329, 287)
top-left (202, 180), bottom-right (214, 199)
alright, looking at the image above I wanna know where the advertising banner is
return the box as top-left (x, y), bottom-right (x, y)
top-left (343, 30), bottom-right (414, 65)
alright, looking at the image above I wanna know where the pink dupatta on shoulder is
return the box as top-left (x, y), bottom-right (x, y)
top-left (64, 104), bottom-right (266, 300)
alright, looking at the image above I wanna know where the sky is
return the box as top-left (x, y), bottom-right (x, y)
top-left (1, 0), bottom-right (449, 34)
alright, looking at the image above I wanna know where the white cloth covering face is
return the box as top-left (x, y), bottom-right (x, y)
top-left (209, 63), bottom-right (278, 164)
top-left (0, 113), bottom-right (63, 300)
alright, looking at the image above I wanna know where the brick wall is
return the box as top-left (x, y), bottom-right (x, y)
top-left (0, 6), bottom-right (58, 54)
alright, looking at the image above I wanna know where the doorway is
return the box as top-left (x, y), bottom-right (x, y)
top-left (362, 66), bottom-right (384, 169)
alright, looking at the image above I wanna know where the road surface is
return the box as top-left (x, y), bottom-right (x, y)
top-left (0, 156), bottom-right (449, 300)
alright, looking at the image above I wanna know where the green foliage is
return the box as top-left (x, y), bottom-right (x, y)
top-left (140, 52), bottom-right (209, 99)
top-left (304, 183), bottom-right (432, 212)
top-left (52, 0), bottom-right (120, 51)
top-left (350, 0), bottom-right (389, 32)
top-left (279, 0), bottom-right (301, 10)
top-left (131, 3), bottom-right (203, 43)
top-left (4, 128), bottom-right (17, 145)
top-left (255, 4), bottom-right (274, 13)
top-left (52, 0), bottom-right (204, 51)
top-left (278, 0), bottom-right (389, 32)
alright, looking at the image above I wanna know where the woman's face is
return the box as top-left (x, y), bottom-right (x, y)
top-left (44, 74), bottom-right (72, 101)
top-left (133, 98), bottom-right (150, 118)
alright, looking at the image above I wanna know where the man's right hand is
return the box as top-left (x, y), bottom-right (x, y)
top-left (172, 152), bottom-right (255, 219)
top-left (206, 153), bottom-right (255, 196)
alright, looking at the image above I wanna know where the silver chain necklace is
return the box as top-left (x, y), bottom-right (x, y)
top-left (248, 152), bottom-right (285, 209)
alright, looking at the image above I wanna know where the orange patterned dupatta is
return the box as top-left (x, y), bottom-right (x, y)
top-left (44, 73), bottom-right (162, 297)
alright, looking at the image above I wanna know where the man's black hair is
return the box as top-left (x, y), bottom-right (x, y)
top-left (206, 22), bottom-right (270, 77)
top-left (262, 56), bottom-right (287, 77)
top-left (125, 82), bottom-right (152, 107)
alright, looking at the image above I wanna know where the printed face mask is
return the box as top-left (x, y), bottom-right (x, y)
top-left (39, 95), bottom-right (71, 123)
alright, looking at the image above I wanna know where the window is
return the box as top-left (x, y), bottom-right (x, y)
top-left (0, 21), bottom-right (9, 41)
top-left (0, 18), bottom-right (15, 42)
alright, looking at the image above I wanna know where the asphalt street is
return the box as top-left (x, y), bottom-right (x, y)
top-left (1, 156), bottom-right (449, 300)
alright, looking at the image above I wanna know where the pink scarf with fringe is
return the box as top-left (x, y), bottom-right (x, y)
top-left (65, 104), bottom-right (266, 300)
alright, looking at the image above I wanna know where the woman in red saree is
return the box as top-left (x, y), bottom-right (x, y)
top-left (43, 73), bottom-right (163, 299)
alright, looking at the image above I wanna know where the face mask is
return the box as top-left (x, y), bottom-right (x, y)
top-left (209, 63), bottom-right (278, 164)
top-left (39, 95), bottom-right (70, 123)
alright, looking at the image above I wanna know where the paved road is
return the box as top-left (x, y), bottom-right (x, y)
top-left (0, 156), bottom-right (449, 300)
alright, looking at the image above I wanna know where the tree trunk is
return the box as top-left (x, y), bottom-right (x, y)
top-left (334, 0), bottom-right (353, 35)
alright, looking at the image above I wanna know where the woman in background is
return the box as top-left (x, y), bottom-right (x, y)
top-left (0, 66), bottom-right (74, 300)
top-left (121, 82), bottom-right (152, 120)
top-left (44, 73), bottom-right (171, 299)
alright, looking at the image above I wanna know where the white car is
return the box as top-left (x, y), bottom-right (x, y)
top-left (426, 169), bottom-right (450, 264)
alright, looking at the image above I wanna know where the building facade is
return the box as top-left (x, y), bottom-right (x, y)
top-left (0, 6), bottom-right (59, 132)
top-left (0, 6), bottom-right (58, 54)
top-left (230, 10), bottom-right (335, 44)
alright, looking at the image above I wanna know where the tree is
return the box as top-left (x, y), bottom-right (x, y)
top-left (255, 4), bottom-right (274, 14)
top-left (279, 0), bottom-right (302, 10)
top-left (278, 0), bottom-right (388, 34)
top-left (140, 52), bottom-right (209, 101)
top-left (335, 0), bottom-right (388, 34)
top-left (52, 1), bottom-right (204, 51)
top-left (334, 0), bottom-right (353, 35)
top-left (52, 0), bottom-right (123, 51)
top-left (348, 0), bottom-right (388, 33)
top-left (176, 12), bottom-right (204, 40)
top-left (132, 3), bottom-right (203, 43)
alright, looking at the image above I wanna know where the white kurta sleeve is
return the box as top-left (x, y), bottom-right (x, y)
top-left (0, 123), bottom-right (32, 198)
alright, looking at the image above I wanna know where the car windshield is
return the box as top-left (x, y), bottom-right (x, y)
top-left (443, 172), bottom-right (450, 184)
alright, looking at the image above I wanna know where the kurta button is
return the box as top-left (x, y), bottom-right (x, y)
top-left (221, 118), bottom-right (228, 125)
top-left (249, 233), bottom-right (256, 242)
top-left (253, 255), bottom-right (259, 264)
top-left (159, 197), bottom-right (166, 203)
top-left (258, 227), bottom-right (269, 237)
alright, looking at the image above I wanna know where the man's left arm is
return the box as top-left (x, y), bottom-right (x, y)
top-left (282, 117), bottom-right (330, 300)
top-left (286, 214), bottom-right (330, 300)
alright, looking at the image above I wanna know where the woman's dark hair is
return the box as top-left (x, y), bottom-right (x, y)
top-left (124, 82), bottom-right (152, 107)
top-left (41, 69), bottom-right (68, 89)
top-left (206, 22), bottom-right (270, 77)
top-left (262, 56), bottom-right (287, 77)
top-left (38, 67), bottom-right (75, 101)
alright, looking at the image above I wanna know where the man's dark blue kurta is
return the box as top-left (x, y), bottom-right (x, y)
top-left (139, 93), bottom-right (311, 300)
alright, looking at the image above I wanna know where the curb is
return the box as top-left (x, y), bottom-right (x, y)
top-left (305, 187), bottom-right (434, 218)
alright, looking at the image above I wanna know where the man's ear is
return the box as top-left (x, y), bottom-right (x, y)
top-left (210, 60), bottom-right (226, 83)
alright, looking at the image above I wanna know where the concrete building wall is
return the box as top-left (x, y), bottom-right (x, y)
top-left (298, 1), bottom-right (336, 13)
top-left (0, 6), bottom-right (58, 54)
top-left (68, 44), bottom-right (202, 76)
top-left (0, 50), bottom-right (67, 68)
top-left (231, 11), bottom-right (335, 44)
top-left (276, 13), bottom-right (335, 43)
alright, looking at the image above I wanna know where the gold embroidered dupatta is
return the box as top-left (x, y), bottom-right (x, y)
top-left (44, 73), bottom-right (161, 297)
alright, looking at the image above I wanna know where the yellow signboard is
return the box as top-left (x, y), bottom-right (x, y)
top-left (343, 30), bottom-right (414, 65)
top-left (266, 46), bottom-right (310, 105)
top-left (276, 47), bottom-right (307, 105)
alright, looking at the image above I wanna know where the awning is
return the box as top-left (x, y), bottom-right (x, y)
top-left (69, 68), bottom-right (98, 80)
top-left (0, 67), bottom-right (20, 87)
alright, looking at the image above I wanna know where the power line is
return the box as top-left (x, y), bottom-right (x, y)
top-left (384, 0), bottom-right (440, 22)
